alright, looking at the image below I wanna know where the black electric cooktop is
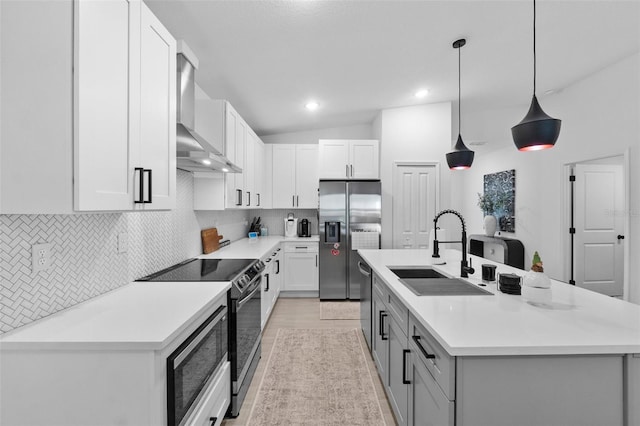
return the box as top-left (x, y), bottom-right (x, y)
top-left (137, 258), bottom-right (256, 282)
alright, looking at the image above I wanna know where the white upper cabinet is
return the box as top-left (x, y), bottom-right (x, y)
top-left (318, 139), bottom-right (379, 180)
top-left (193, 100), bottom-right (266, 210)
top-left (271, 144), bottom-right (318, 209)
top-left (138, 2), bottom-right (176, 210)
top-left (271, 145), bottom-right (297, 209)
top-left (0, 0), bottom-right (176, 214)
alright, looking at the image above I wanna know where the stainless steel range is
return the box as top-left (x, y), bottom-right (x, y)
top-left (138, 257), bottom-right (265, 418)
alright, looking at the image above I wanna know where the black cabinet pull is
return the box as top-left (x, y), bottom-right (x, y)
top-left (346, 164), bottom-right (349, 178)
top-left (275, 259), bottom-right (280, 274)
top-left (236, 189), bottom-right (242, 206)
top-left (134, 168), bottom-right (144, 203)
top-left (412, 335), bottom-right (436, 360)
top-left (618, 235), bottom-right (625, 240)
top-left (257, 193), bottom-right (261, 206)
top-left (246, 191), bottom-right (250, 206)
top-left (380, 311), bottom-right (388, 340)
top-left (316, 254), bottom-right (318, 267)
top-left (292, 195), bottom-right (295, 207)
top-left (144, 169), bottom-right (152, 203)
top-left (402, 349), bottom-right (411, 384)
top-left (265, 273), bottom-right (269, 291)
top-left (209, 417), bottom-right (218, 426)
top-left (296, 195), bottom-right (299, 207)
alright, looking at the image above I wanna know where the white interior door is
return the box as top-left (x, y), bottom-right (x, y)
top-left (574, 163), bottom-right (624, 296)
top-left (392, 164), bottom-right (438, 249)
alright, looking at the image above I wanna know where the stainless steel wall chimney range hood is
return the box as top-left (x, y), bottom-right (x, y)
top-left (176, 42), bottom-right (241, 173)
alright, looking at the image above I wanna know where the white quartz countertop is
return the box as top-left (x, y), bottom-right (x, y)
top-left (199, 235), bottom-right (318, 260)
top-left (359, 249), bottom-right (640, 356)
top-left (0, 281), bottom-right (229, 351)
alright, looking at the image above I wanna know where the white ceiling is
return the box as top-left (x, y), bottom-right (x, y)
top-left (146, 0), bottom-right (640, 137)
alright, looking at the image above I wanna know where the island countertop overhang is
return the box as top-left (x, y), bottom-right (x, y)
top-left (358, 248), bottom-right (640, 357)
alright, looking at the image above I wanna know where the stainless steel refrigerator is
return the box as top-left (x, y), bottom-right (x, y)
top-left (319, 180), bottom-right (381, 300)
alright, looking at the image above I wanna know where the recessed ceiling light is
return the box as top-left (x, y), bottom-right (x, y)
top-left (305, 101), bottom-right (319, 111)
top-left (202, 159), bottom-right (211, 165)
top-left (415, 89), bottom-right (429, 98)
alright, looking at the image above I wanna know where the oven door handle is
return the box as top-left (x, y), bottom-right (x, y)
top-left (173, 305), bottom-right (227, 367)
top-left (237, 282), bottom-right (261, 310)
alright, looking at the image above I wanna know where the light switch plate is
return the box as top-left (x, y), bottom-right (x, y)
top-left (117, 232), bottom-right (128, 254)
top-left (32, 243), bottom-right (53, 272)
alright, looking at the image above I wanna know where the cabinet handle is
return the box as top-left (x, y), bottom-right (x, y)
top-left (292, 195), bottom-right (295, 207)
top-left (379, 311), bottom-right (388, 340)
top-left (257, 193), bottom-right (261, 207)
top-left (134, 168), bottom-right (144, 203)
top-left (350, 164), bottom-right (353, 177)
top-left (402, 349), bottom-right (411, 384)
top-left (144, 169), bottom-right (152, 203)
top-left (296, 195), bottom-right (299, 207)
top-left (275, 259), bottom-right (280, 274)
top-left (236, 189), bottom-right (242, 206)
top-left (209, 417), bottom-right (218, 426)
top-left (346, 164), bottom-right (349, 178)
top-left (265, 273), bottom-right (269, 291)
top-left (412, 335), bottom-right (436, 360)
top-left (246, 191), bottom-right (250, 206)
top-left (316, 254), bottom-right (318, 267)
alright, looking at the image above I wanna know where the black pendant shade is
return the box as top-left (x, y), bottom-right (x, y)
top-left (447, 38), bottom-right (474, 170)
top-left (512, 0), bottom-right (561, 151)
top-left (511, 95), bottom-right (561, 151)
top-left (446, 134), bottom-right (475, 170)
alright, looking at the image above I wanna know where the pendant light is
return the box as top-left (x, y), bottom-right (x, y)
top-left (511, 0), bottom-right (561, 151)
top-left (446, 38), bottom-right (474, 170)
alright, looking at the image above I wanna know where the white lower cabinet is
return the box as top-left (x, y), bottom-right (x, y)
top-left (187, 362), bottom-right (230, 426)
top-left (283, 242), bottom-right (318, 292)
top-left (408, 348), bottom-right (454, 426)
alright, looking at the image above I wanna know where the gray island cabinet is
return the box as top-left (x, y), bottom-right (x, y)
top-left (360, 249), bottom-right (640, 426)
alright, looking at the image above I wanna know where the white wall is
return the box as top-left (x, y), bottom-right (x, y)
top-left (456, 52), bottom-right (640, 303)
top-left (261, 124), bottom-right (373, 144)
top-left (378, 102), bottom-right (453, 248)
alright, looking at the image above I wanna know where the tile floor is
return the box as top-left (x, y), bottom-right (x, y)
top-left (222, 298), bottom-right (397, 425)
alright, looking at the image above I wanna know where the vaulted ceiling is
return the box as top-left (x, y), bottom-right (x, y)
top-left (147, 0), bottom-right (640, 137)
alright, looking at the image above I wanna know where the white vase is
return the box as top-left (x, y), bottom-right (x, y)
top-left (483, 215), bottom-right (497, 237)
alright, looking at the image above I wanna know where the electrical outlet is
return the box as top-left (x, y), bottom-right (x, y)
top-left (32, 243), bottom-right (53, 272)
top-left (117, 232), bottom-right (128, 254)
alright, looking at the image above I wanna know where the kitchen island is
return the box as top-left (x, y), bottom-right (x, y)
top-left (359, 248), bottom-right (640, 426)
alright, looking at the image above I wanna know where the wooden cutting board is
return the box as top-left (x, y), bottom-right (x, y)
top-left (201, 228), bottom-right (223, 254)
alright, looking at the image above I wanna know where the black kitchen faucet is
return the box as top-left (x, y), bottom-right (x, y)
top-left (432, 209), bottom-right (475, 278)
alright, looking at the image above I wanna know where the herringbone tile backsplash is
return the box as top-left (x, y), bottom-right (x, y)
top-left (0, 171), bottom-right (249, 334)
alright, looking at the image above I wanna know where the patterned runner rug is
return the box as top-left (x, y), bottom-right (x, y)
top-left (319, 301), bottom-right (360, 320)
top-left (246, 328), bottom-right (387, 426)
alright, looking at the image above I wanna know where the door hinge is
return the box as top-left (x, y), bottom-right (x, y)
top-left (569, 228), bottom-right (575, 234)
top-left (569, 175), bottom-right (576, 182)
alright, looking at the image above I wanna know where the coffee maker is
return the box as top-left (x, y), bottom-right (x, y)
top-left (284, 213), bottom-right (298, 238)
top-left (298, 218), bottom-right (311, 237)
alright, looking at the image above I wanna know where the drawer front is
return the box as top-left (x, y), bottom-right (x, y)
top-left (409, 314), bottom-right (455, 400)
top-left (284, 242), bottom-right (318, 253)
top-left (188, 362), bottom-right (231, 426)
top-left (373, 274), bottom-right (387, 302)
top-left (388, 291), bottom-right (409, 337)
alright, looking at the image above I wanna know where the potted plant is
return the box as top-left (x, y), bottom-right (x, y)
top-left (477, 193), bottom-right (498, 236)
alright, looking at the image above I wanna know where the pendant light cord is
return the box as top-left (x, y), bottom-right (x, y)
top-left (458, 42), bottom-right (461, 134)
top-left (533, 0), bottom-right (536, 95)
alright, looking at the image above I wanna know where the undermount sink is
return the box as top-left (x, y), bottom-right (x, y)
top-left (389, 267), bottom-right (447, 279)
top-left (399, 277), bottom-right (494, 296)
